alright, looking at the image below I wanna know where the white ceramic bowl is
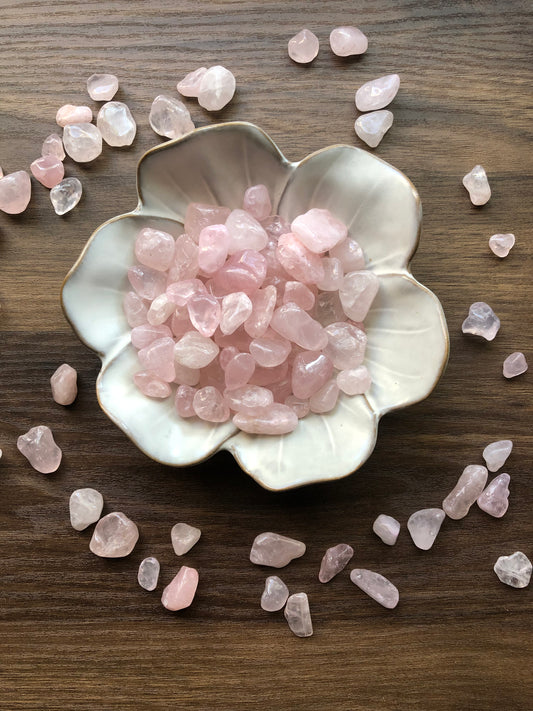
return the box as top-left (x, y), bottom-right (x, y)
top-left (62, 122), bottom-right (449, 490)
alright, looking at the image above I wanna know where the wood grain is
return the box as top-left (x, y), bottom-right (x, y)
top-left (0, 1), bottom-right (532, 709)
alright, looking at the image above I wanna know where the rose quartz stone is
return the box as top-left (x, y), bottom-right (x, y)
top-left (373, 515), bottom-right (401, 546)
top-left (317, 257), bottom-right (343, 291)
top-left (220, 292), bottom-right (253, 334)
top-left (463, 165), bottom-right (491, 206)
top-left (177, 67), bottom-right (207, 97)
top-left (171, 522), bottom-right (201, 555)
top-left (355, 74), bottom-right (400, 111)
top-left (462, 302), bottom-right (500, 340)
top-left (225, 353), bottom-right (255, 390)
top-left (128, 265), bottom-right (166, 300)
top-left (87, 73), bottom-right (119, 101)
top-left (69, 488), bottom-right (104, 531)
top-left (224, 385), bottom-right (274, 413)
top-left (63, 123), bottom-right (102, 162)
top-left (50, 177), bottom-right (82, 215)
top-left (249, 330), bottom-right (291, 367)
top-left (482, 440), bottom-right (512, 472)
top-left (291, 208), bottom-right (348, 254)
top-left (161, 566), bottom-right (199, 611)
top-left (170, 307), bottom-right (193, 338)
top-left (330, 26), bottom-right (368, 56)
top-left (337, 365), bottom-right (372, 395)
top-left (355, 110), bottom-right (394, 148)
top-left (225, 209), bottom-right (269, 254)
top-left (50, 363), bottom-right (78, 405)
top-left (319, 543), bottom-right (354, 583)
top-left (133, 371), bottom-right (172, 398)
top-left (285, 593), bottom-right (313, 637)
top-left (219, 346), bottom-right (239, 370)
top-left (187, 293), bottom-right (221, 337)
top-left (324, 322), bottom-right (366, 369)
top-left (147, 294), bottom-right (175, 326)
top-left (442, 464), bottom-right (488, 520)
top-left (330, 238), bottom-right (365, 272)
top-left (261, 214), bottom-right (291, 238)
top-left (292, 351), bottom-right (333, 399)
top-left (135, 227), bottom-right (175, 271)
top-left (489, 233), bottom-right (515, 258)
top-left (123, 291), bottom-right (148, 327)
top-left (276, 233), bottom-right (325, 284)
top-left (0, 171), bottom-right (31, 214)
top-left (283, 281), bottom-right (315, 311)
top-left (350, 569), bottom-right (399, 609)
top-left (407, 508), bottom-right (445, 550)
top-left (261, 575), bottom-right (289, 612)
top-left (211, 250), bottom-right (267, 295)
top-left (167, 235), bottom-right (199, 283)
top-left (197, 65), bottom-right (236, 111)
top-left (314, 290), bottom-right (346, 326)
top-left (56, 104), bottom-right (93, 127)
top-left (89, 512), bottom-right (139, 558)
top-left (250, 532), bottom-right (306, 567)
top-left (174, 331), bottom-right (219, 369)
top-left (138, 337), bottom-right (176, 382)
top-left (174, 360), bottom-right (200, 386)
top-left (184, 203), bottom-right (231, 242)
top-left (193, 385), bottom-right (230, 422)
top-left (30, 155), bottom-right (64, 188)
top-left (175, 384), bottom-right (197, 417)
top-left (97, 101), bottom-right (137, 146)
top-left (309, 378), bottom-right (339, 413)
top-left (271, 303), bottom-right (328, 350)
top-left (149, 95), bottom-right (194, 139)
top-left (339, 270), bottom-right (379, 321)
top-left (244, 285), bottom-right (277, 337)
top-left (17, 426), bottom-right (62, 473)
top-left (243, 184), bottom-right (272, 221)
top-left (131, 324), bottom-right (172, 349)
top-left (503, 352), bottom-right (528, 378)
top-left (288, 29), bottom-right (319, 64)
top-left (477, 473), bottom-right (510, 518)
top-left (167, 278), bottom-right (206, 306)
top-left (41, 133), bottom-right (65, 161)
top-left (214, 326), bottom-right (252, 352)
top-left (198, 224), bottom-right (229, 274)
top-left (234, 403), bottom-right (298, 435)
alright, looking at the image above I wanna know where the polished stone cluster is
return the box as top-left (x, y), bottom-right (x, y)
top-left (69, 488), bottom-right (104, 530)
top-left (463, 165), bottom-right (491, 205)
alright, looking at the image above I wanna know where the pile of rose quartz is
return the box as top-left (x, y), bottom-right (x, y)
top-left (125, 185), bottom-right (378, 435)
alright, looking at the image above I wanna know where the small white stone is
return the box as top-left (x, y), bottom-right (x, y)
top-left (50, 177), bottom-right (82, 215)
top-left (197, 65), bottom-right (236, 111)
top-left (149, 95), bottom-right (195, 139)
top-left (407, 508), bottom-right (445, 550)
top-left (97, 101), bottom-right (136, 146)
top-left (87, 73), bottom-right (119, 101)
top-left (261, 576), bottom-right (289, 612)
top-left (373, 514), bottom-right (400, 545)
top-left (355, 110), bottom-right (394, 148)
top-left (494, 551), bottom-right (531, 588)
top-left (171, 522), bottom-right (201, 555)
top-left (284, 592), bottom-right (313, 637)
top-left (138, 557), bottom-right (160, 591)
top-left (63, 123), bottom-right (102, 163)
top-left (482, 440), bottom-right (512, 472)
top-left (69, 488), bottom-right (104, 531)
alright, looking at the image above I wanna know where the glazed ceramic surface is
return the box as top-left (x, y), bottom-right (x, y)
top-left (62, 122), bottom-right (449, 490)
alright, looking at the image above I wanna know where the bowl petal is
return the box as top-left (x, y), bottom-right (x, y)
top-left (364, 274), bottom-right (449, 415)
top-left (278, 145), bottom-right (421, 274)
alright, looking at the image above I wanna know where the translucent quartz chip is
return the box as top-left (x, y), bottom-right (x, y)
top-left (87, 73), bottom-right (119, 101)
top-left (329, 26), bottom-right (368, 56)
top-left (174, 332), bottom-right (219, 369)
top-left (167, 278), bottom-right (205, 306)
top-left (482, 440), bottom-right (512, 472)
top-left (97, 101), bottom-right (136, 146)
top-left (187, 293), bottom-right (221, 337)
top-left (330, 237), bottom-right (365, 273)
top-left (291, 351), bottom-right (333, 399)
top-left (493, 552), bottom-right (531, 588)
top-left (285, 592), bottom-right (313, 637)
top-left (89, 512), bottom-right (139, 558)
top-left (69, 488), bottom-right (104, 531)
top-left (407, 508), bottom-right (445, 550)
top-left (171, 522), bottom-right (201, 555)
top-left (261, 576), bottom-right (289, 612)
top-left (169, 234), bottom-right (199, 282)
top-left (225, 209), bottom-right (269, 254)
top-left (339, 270), bottom-right (379, 321)
top-left (138, 557), bottom-right (160, 591)
top-left (197, 65), bottom-right (236, 111)
top-left (234, 403), bottom-right (298, 435)
top-left (177, 67), bottom-right (207, 97)
top-left (249, 330), bottom-right (291, 367)
top-left (461, 302), bottom-right (500, 341)
top-left (56, 104), bottom-right (93, 127)
top-left (243, 184), bottom-right (272, 221)
top-left (220, 292), bottom-right (253, 335)
top-left (276, 233), bottom-right (325, 284)
top-left (17, 425), bottom-right (62, 473)
top-left (285, 395), bottom-right (310, 418)
top-left (198, 224), bottom-right (230, 274)
top-left (133, 371), bottom-right (172, 398)
top-left (174, 361), bottom-right (200, 386)
top-left (193, 385), bottom-right (229, 422)
top-left (318, 543), bottom-right (354, 583)
top-left (175, 384), bottom-right (196, 416)
top-left (463, 165), bottom-right (491, 206)
top-left (41, 133), bottom-right (65, 161)
top-left (337, 365), bottom-right (371, 395)
top-left (149, 95), bottom-right (194, 139)
top-left (123, 291), bottom-right (148, 327)
top-left (355, 74), bottom-right (400, 111)
top-left (317, 257), bottom-right (343, 291)
top-left (250, 532), bottom-right (306, 567)
top-left (270, 303), bottom-right (328, 350)
top-left (50, 363), bottom-right (78, 405)
top-left (30, 155), bottom-right (64, 188)
top-left (50, 177), bottom-right (82, 215)
top-left (63, 124), bottom-right (102, 162)
top-left (224, 353), bottom-right (255, 390)
top-left (291, 208), bottom-right (347, 254)
top-left (355, 110), bottom-right (394, 148)
top-left (244, 285), bottom-right (277, 338)
top-left (211, 249), bottom-right (267, 296)
top-left (442, 464), bottom-right (488, 519)
top-left (489, 233), bottom-right (515, 258)
top-left (161, 566), bottom-right (199, 610)
top-left (477, 473), bottom-right (510, 518)
top-left (224, 385), bottom-right (273, 413)
top-left (128, 264), bottom-right (166, 300)
top-left (350, 569), bottom-right (399, 608)
top-left (261, 214), bottom-right (290, 239)
top-left (134, 227), bottom-right (176, 272)
top-left (0, 170), bottom-right (31, 214)
top-left (288, 29), bottom-right (319, 64)
top-left (503, 352), bottom-right (528, 378)
top-left (313, 291), bottom-right (346, 326)
top-left (138, 336), bottom-right (175, 382)
top-left (283, 282), bottom-right (315, 311)
top-left (184, 203), bottom-right (231, 242)
top-left (324, 321), bottom-right (366, 369)
top-left (373, 514), bottom-right (400, 545)
top-left (309, 379), bottom-right (339, 413)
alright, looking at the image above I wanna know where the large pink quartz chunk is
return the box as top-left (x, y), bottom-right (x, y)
top-left (489, 233), bottom-right (515, 258)
top-left (270, 303), bottom-right (328, 350)
top-left (350, 569), bottom-right (399, 609)
top-left (276, 233), bottom-right (325, 284)
top-left (69, 488), bottom-right (104, 531)
top-left (187, 293), bottom-right (221, 337)
top-left (355, 74), bottom-right (400, 111)
top-left (503, 352), bottom-right (528, 378)
top-left (309, 379), bottom-right (339, 413)
top-left (197, 65), bottom-right (236, 111)
top-left (89, 512), bottom-right (139, 557)
top-left (87, 73), bottom-right (119, 101)
top-left (329, 26), bottom-right (368, 56)
top-left (63, 123), bottom-right (102, 162)
top-left (330, 238), bottom-right (365, 272)
top-left (291, 208), bottom-right (348, 253)
top-left (225, 353), bottom-right (255, 390)
top-left (175, 331), bottom-right (219, 368)
top-left (442, 464), bottom-right (488, 519)
top-left (292, 351), bottom-right (333, 399)
top-left (463, 165), bottom-right (491, 205)
top-left (477, 473), bottom-right (510, 518)
top-left (284, 593), bottom-right (313, 637)
top-left (30, 156), bottom-right (64, 188)
top-left (133, 371), bottom-right (172, 398)
top-left (56, 104), bottom-right (93, 126)
top-left (198, 224), bottom-right (229, 274)
top-left (177, 67), bottom-right (207, 97)
top-left (250, 330), bottom-right (291, 367)
top-left (461, 302), bottom-right (500, 340)
top-left (339, 270), bottom-right (379, 321)
top-left (220, 292), bottom-right (253, 334)
top-left (171, 522), bottom-right (201, 555)
top-left (337, 366), bottom-right (372, 395)
top-left (261, 575), bottom-right (289, 612)
top-left (250, 532), bottom-right (306, 567)
top-left (42, 133), bottom-right (65, 161)
top-left (243, 184), bottom-right (272, 221)
top-left (97, 101), bottom-right (137, 146)
top-left (355, 110), bottom-right (394, 148)
top-left (225, 385), bottom-right (274, 413)
top-left (135, 228), bottom-right (175, 271)
top-left (50, 363), bottom-right (78, 405)
top-left (482, 439), bottom-right (512, 472)
top-left (319, 543), bottom-right (354, 583)
top-left (149, 95), bottom-right (194, 139)
top-left (225, 209), bottom-right (269, 254)
top-left (244, 286), bottom-right (277, 338)
top-left (288, 29), bottom-right (319, 64)
top-left (193, 386), bottom-right (229, 421)
top-left (17, 426), bottom-right (62, 473)
top-left (234, 403), bottom-right (298, 435)
top-left (373, 514), bottom-right (400, 546)
top-left (0, 171), bottom-right (31, 214)
top-left (169, 234), bottom-right (199, 282)
top-left (185, 203), bottom-right (231, 242)
top-left (161, 566), bottom-right (199, 611)
top-left (128, 265), bottom-right (166, 300)
top-left (407, 508), bottom-right (445, 550)
top-left (324, 321), bottom-right (366, 369)
top-left (138, 337), bottom-right (175, 381)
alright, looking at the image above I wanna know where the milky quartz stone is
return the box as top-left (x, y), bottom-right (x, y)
top-left (461, 302), bottom-right (500, 340)
top-left (250, 532), bottom-right (306, 567)
top-left (355, 110), bottom-right (394, 148)
top-left (276, 233), bottom-right (324, 285)
top-left (373, 514), bottom-right (400, 546)
top-left (149, 95), bottom-right (195, 139)
top-left (442, 464), bottom-right (488, 520)
top-left (198, 224), bottom-right (230, 274)
top-left (171, 522), bottom-right (201, 555)
top-left (89, 512), bottom-right (139, 558)
top-left (0, 171), bottom-right (31, 214)
top-left (317, 257), bottom-right (343, 291)
top-left (271, 303), bottom-right (327, 350)
top-left (17, 426), bottom-right (62, 473)
top-left (288, 29), bottom-right (319, 64)
top-left (249, 331), bottom-right (291, 367)
top-left (285, 592), bottom-right (313, 637)
top-left (225, 209), bottom-right (268, 254)
top-left (243, 184), bottom-right (272, 221)
top-left (161, 566), bottom-right (199, 611)
top-left (291, 208), bottom-right (347, 254)
top-left (355, 74), bottom-right (400, 111)
top-left (261, 576), bottom-right (289, 612)
top-left (318, 544), bottom-right (354, 583)
top-left (97, 101), bottom-right (136, 146)
top-left (482, 440), bottom-right (512, 472)
top-left (329, 26), bottom-right (368, 56)
top-left (463, 165), bottom-right (491, 206)
top-left (285, 395), bottom-right (310, 418)
top-left (30, 155), bottom-right (64, 188)
top-left (350, 569), bottom-right (399, 609)
top-left (324, 322), bottom-right (366, 369)
top-left (69, 488), bottom-right (104, 530)
top-left (177, 67), bottom-right (207, 97)
top-left (138, 557), bottom-right (160, 591)
top-left (134, 371), bottom-right (171, 398)
top-left (224, 385), bottom-right (274, 413)
top-left (503, 352), bottom-right (528, 378)
top-left (50, 363), bottom-right (78, 405)
top-left (477, 473), bottom-right (510, 518)
top-left (283, 282), bottom-right (315, 311)
top-left (129, 265), bottom-right (166, 299)
top-left (63, 124), bottom-right (102, 162)
top-left (489, 233), bottom-right (515, 258)
top-left (87, 73), bottom-right (119, 101)
top-left (175, 332), bottom-right (219, 368)
top-left (50, 177), bottom-right (83, 215)
top-left (309, 379), bottom-right (339, 413)
top-left (175, 384), bottom-right (196, 417)
top-left (138, 337), bottom-right (175, 381)
top-left (493, 552), bottom-right (531, 589)
top-left (339, 270), bottom-right (379, 321)
top-left (407, 508), bottom-right (445, 550)
top-left (336, 366), bottom-right (371, 395)
top-left (197, 65), bottom-right (236, 111)
top-left (56, 104), bottom-right (93, 127)
top-left (147, 294), bottom-right (175, 326)
top-left (185, 203), bottom-right (231, 241)
top-left (234, 402), bottom-right (298, 435)
top-left (42, 133), bottom-right (65, 161)
top-left (187, 293), bottom-right (221, 337)
top-left (124, 292), bottom-right (148, 327)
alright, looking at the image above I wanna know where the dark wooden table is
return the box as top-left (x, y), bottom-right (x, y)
top-left (1, 1), bottom-right (531, 709)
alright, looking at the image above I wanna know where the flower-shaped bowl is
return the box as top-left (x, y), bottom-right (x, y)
top-left (61, 122), bottom-right (449, 490)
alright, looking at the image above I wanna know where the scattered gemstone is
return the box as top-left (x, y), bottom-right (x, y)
top-left (56, 104), bottom-right (93, 127)
top-left (0, 170), bottom-right (32, 214)
top-left (329, 26), bottom-right (368, 56)
top-left (318, 543), bottom-right (354, 583)
top-left (30, 155), bottom-right (64, 188)
top-left (287, 29), bottom-right (319, 64)
top-left (324, 322), bottom-right (366, 370)
top-left (503, 352), bottom-right (528, 378)
top-left (177, 67), bottom-right (207, 97)
top-left (350, 569), bottom-right (399, 608)
top-left (69, 488), bottom-right (104, 531)
top-left (461, 302), bottom-right (500, 340)
top-left (161, 566), bottom-right (199, 610)
top-left (407, 508), bottom-right (445, 550)
top-left (489, 233), bottom-right (515, 258)
top-left (270, 303), bottom-right (328, 350)
top-left (284, 592), bottom-right (313, 637)
top-left (17, 425), bottom-right (62, 473)
top-left (337, 365), bottom-right (372, 395)
top-left (291, 208), bottom-right (347, 254)
top-left (493, 551), bottom-right (531, 588)
top-left (234, 403), bottom-right (298, 434)
top-left (442, 464), bottom-right (488, 519)
top-left (355, 74), bottom-right (400, 111)
top-left (193, 385), bottom-right (229, 421)
top-left (63, 123), bottom-right (102, 162)
top-left (197, 65), bottom-right (236, 111)
top-left (149, 95), bottom-right (194, 140)
top-left (97, 101), bottom-right (136, 146)
top-left (463, 165), bottom-right (491, 206)
top-left (483, 440), bottom-right (512, 472)
top-left (171, 522), bottom-right (201, 555)
top-left (355, 110), bottom-right (394, 148)
top-left (87, 73), bottom-right (119, 101)
top-left (42, 133), bottom-right (65, 161)
top-left (477, 473), bottom-right (510, 518)
top-left (261, 576), bottom-right (289, 612)
top-left (50, 363), bottom-right (78, 405)
top-left (250, 532), bottom-right (306, 568)
top-left (317, 257), bottom-right (343, 291)
top-left (89, 511), bottom-right (139, 557)
top-left (276, 233), bottom-right (325, 284)
top-left (50, 177), bottom-right (83, 215)
top-left (373, 514), bottom-right (400, 546)
top-left (138, 557), bottom-right (160, 591)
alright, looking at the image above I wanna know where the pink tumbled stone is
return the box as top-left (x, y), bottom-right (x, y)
top-left (175, 384), bottom-right (197, 417)
top-left (170, 307), bottom-right (193, 338)
top-left (30, 155), bottom-right (64, 188)
top-left (317, 257), bottom-right (343, 291)
top-left (285, 395), bottom-right (310, 418)
top-left (489, 233), bottom-right (515, 258)
top-left (309, 379), bottom-right (339, 413)
top-left (197, 65), bottom-right (236, 111)
top-left (198, 224), bottom-right (229, 274)
top-left (161, 566), bottom-right (199, 611)
top-left (198, 358), bottom-right (225, 391)
top-left (187, 292), bottom-right (221, 337)
top-left (50, 363), bottom-right (78, 405)
top-left (134, 371), bottom-right (172, 398)
top-left (288, 29), bottom-right (319, 64)
top-left (138, 336), bottom-right (176, 382)
top-left (123, 291), bottom-right (148, 327)
top-left (261, 214), bottom-right (291, 239)
top-left (87, 73), bottom-right (119, 101)
top-left (244, 285), bottom-right (277, 338)
top-left (337, 366), bottom-right (372, 395)
top-left (276, 233), bottom-right (325, 284)
top-left (220, 292), bottom-right (253, 335)
top-left (330, 238), bottom-right (365, 273)
top-left (184, 203), bottom-right (232, 242)
top-left (168, 235), bottom-right (199, 282)
top-left (149, 95), bottom-right (194, 140)
top-left (329, 26), bottom-right (368, 56)
top-left (339, 270), bottom-right (379, 321)
top-left (174, 361), bottom-right (200, 386)
top-left (477, 473), bottom-right (511, 518)
top-left (90, 512), bottom-right (139, 558)
top-left (214, 326), bottom-right (252, 352)
top-left (324, 321), bottom-right (367, 369)
top-left (463, 165), bottom-right (491, 206)
top-left (41, 133), bottom-right (65, 161)
top-left (131, 324), bottom-right (172, 349)
top-left (225, 385), bottom-right (274, 413)
top-left (249, 330), bottom-right (291, 367)
top-left (135, 228), bottom-right (175, 271)
top-left (211, 250), bottom-right (267, 296)
top-left (56, 104), bottom-right (93, 127)
top-left (128, 265), bottom-right (166, 300)
top-left (291, 208), bottom-right (348, 254)
top-left (225, 353), bottom-right (255, 390)
top-left (219, 346), bottom-right (240, 370)
top-left (319, 543), bottom-right (354, 583)
top-left (17, 425), bottom-right (62, 473)
top-left (63, 123), bottom-right (102, 162)
top-left (147, 294), bottom-right (175, 326)
top-left (166, 278), bottom-right (206, 306)
top-left (177, 67), bottom-right (207, 97)
top-left (174, 331), bottom-right (219, 368)
top-left (249, 360), bottom-right (289, 387)
top-left (225, 209), bottom-right (269, 254)
top-left (503, 352), bottom-right (528, 378)
top-left (283, 281), bottom-right (315, 311)
top-left (243, 184), bottom-right (272, 221)
top-left (270, 303), bottom-right (328, 350)
top-left (233, 403), bottom-right (298, 435)
top-left (193, 386), bottom-right (230, 422)
top-left (0, 171), bottom-right (32, 214)
top-left (313, 291), bottom-right (346, 326)
top-left (355, 74), bottom-right (400, 112)
top-left (292, 351), bottom-right (333, 399)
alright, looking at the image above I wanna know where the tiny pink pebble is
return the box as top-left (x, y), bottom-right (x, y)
top-left (330, 237), bottom-right (365, 272)
top-left (147, 294), bottom-right (175, 326)
top-left (219, 346), bottom-right (240, 370)
top-left (285, 395), bottom-right (310, 419)
top-left (329, 26), bottom-right (368, 56)
top-left (128, 265), bottom-right (166, 300)
top-left (169, 234), bottom-right (199, 282)
top-left (225, 385), bottom-right (274, 414)
top-left (309, 379), bottom-right (339, 413)
top-left (167, 278), bottom-right (206, 306)
top-left (270, 302), bottom-right (328, 351)
top-left (503, 352), bottom-right (528, 378)
top-left (133, 371), bottom-right (172, 399)
top-left (489, 233), bottom-right (515, 258)
top-left (198, 224), bottom-right (230, 274)
top-left (283, 281), bottom-right (315, 311)
top-left (56, 104), bottom-right (93, 127)
top-left (135, 227), bottom-right (175, 272)
top-left (177, 67), bottom-right (207, 97)
top-left (184, 203), bottom-right (231, 242)
top-left (30, 155), bottom-right (65, 189)
top-left (317, 257), bottom-right (343, 291)
top-left (17, 425), bottom-right (62, 473)
top-left (225, 353), bottom-right (256, 390)
top-left (337, 365), bottom-right (372, 395)
top-left (244, 285), bottom-right (277, 338)
top-left (50, 363), bottom-right (78, 405)
top-left (291, 208), bottom-right (348, 254)
top-left (0, 170), bottom-right (32, 215)
top-left (87, 73), bottom-right (119, 101)
top-left (288, 29), bottom-right (319, 64)
top-left (41, 133), bottom-right (65, 161)
top-left (174, 361), bottom-right (200, 387)
top-left (193, 386), bottom-right (230, 422)
top-left (276, 233), bottom-right (325, 284)
top-left (161, 566), bottom-right (199, 611)
top-left (175, 385), bottom-right (197, 417)
top-left (243, 184), bottom-right (272, 221)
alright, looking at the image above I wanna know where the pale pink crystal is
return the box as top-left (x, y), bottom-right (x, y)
top-left (463, 165), bottom-right (491, 206)
top-left (330, 26), bottom-right (368, 56)
top-left (97, 101), bottom-right (136, 146)
top-left (337, 365), bottom-right (372, 395)
top-left (30, 155), bottom-right (64, 188)
top-left (291, 351), bottom-right (333, 400)
top-left (128, 265), bottom-right (166, 300)
top-left (89, 512), bottom-right (139, 557)
top-left (350, 569), bottom-right (399, 609)
top-left (133, 371), bottom-right (171, 398)
top-left (197, 65), bottom-right (236, 111)
top-left (503, 352), bottom-right (528, 378)
top-left (442, 464), bottom-right (488, 520)
top-left (330, 238), bottom-right (365, 272)
top-left (288, 29), bottom-right (319, 64)
top-left (355, 110), bottom-right (394, 148)
top-left (316, 257), bottom-right (343, 292)
top-left (147, 293), bottom-right (175, 326)
top-left (407, 508), bottom-right (445, 550)
top-left (63, 123), bottom-right (102, 162)
top-left (249, 330), bottom-right (291, 367)
top-left (168, 235), bottom-right (199, 283)
top-left (0, 171), bottom-right (31, 214)
top-left (211, 250), bottom-right (267, 295)
top-left (283, 281), bottom-right (315, 311)
top-left (41, 133), bottom-right (65, 161)
top-left (50, 363), bottom-right (77, 405)
top-left (319, 543), bottom-right (354, 583)
top-left (324, 322), bottom-right (366, 370)
top-left (177, 67), bottom-right (207, 97)
top-left (291, 208), bottom-right (347, 254)
top-left (489, 233), bottom-right (515, 258)
top-left (242, 184), bottom-right (272, 222)
top-left (198, 224), bottom-right (229, 274)
top-left (261, 214), bottom-right (291, 239)
top-left (225, 385), bottom-right (274, 413)
top-left (261, 575), bottom-right (289, 612)
top-left (339, 270), bottom-right (379, 321)
top-left (309, 379), bottom-right (339, 413)
top-left (285, 395), bottom-right (310, 418)
top-left (50, 177), bottom-right (82, 215)
top-left (284, 593), bottom-right (313, 637)
top-left (276, 233), bottom-right (325, 284)
top-left (175, 384), bottom-right (197, 416)
top-left (161, 566), bottom-right (199, 611)
top-left (56, 104), bottom-right (93, 127)
top-left (87, 73), bottom-right (119, 101)
top-left (225, 353), bottom-right (255, 390)
top-left (462, 302), bottom-right (500, 340)
top-left (250, 532), bottom-right (306, 567)
top-left (174, 332), bottom-right (219, 368)
top-left (138, 557), bottom-right (160, 591)
top-left (313, 291), bottom-right (346, 326)
top-left (17, 426), bottom-right (62, 473)
top-left (69, 488), bottom-right (104, 531)
top-left (373, 514), bottom-right (400, 546)
top-left (220, 292), bottom-right (253, 334)
top-left (244, 285), bottom-right (277, 337)
top-left (214, 326), bottom-right (253, 352)
top-left (185, 203), bottom-right (231, 242)
top-left (123, 291), bottom-right (148, 327)
top-left (477, 473), bottom-right (510, 518)
top-left (187, 293), bottom-right (221, 337)
top-left (167, 278), bottom-right (206, 306)
top-left (355, 74), bottom-right (400, 111)
top-left (131, 324), bottom-right (172, 349)
top-left (171, 522), bottom-right (201, 555)
top-left (149, 95), bottom-right (194, 139)
top-left (135, 227), bottom-right (175, 271)
top-left (193, 386), bottom-right (229, 422)
top-left (482, 440), bottom-right (512, 472)
top-left (234, 403), bottom-right (298, 435)
top-left (138, 337), bottom-right (175, 382)
top-left (225, 209), bottom-right (269, 254)
top-left (270, 303), bottom-right (328, 350)
top-left (219, 346), bottom-right (239, 370)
